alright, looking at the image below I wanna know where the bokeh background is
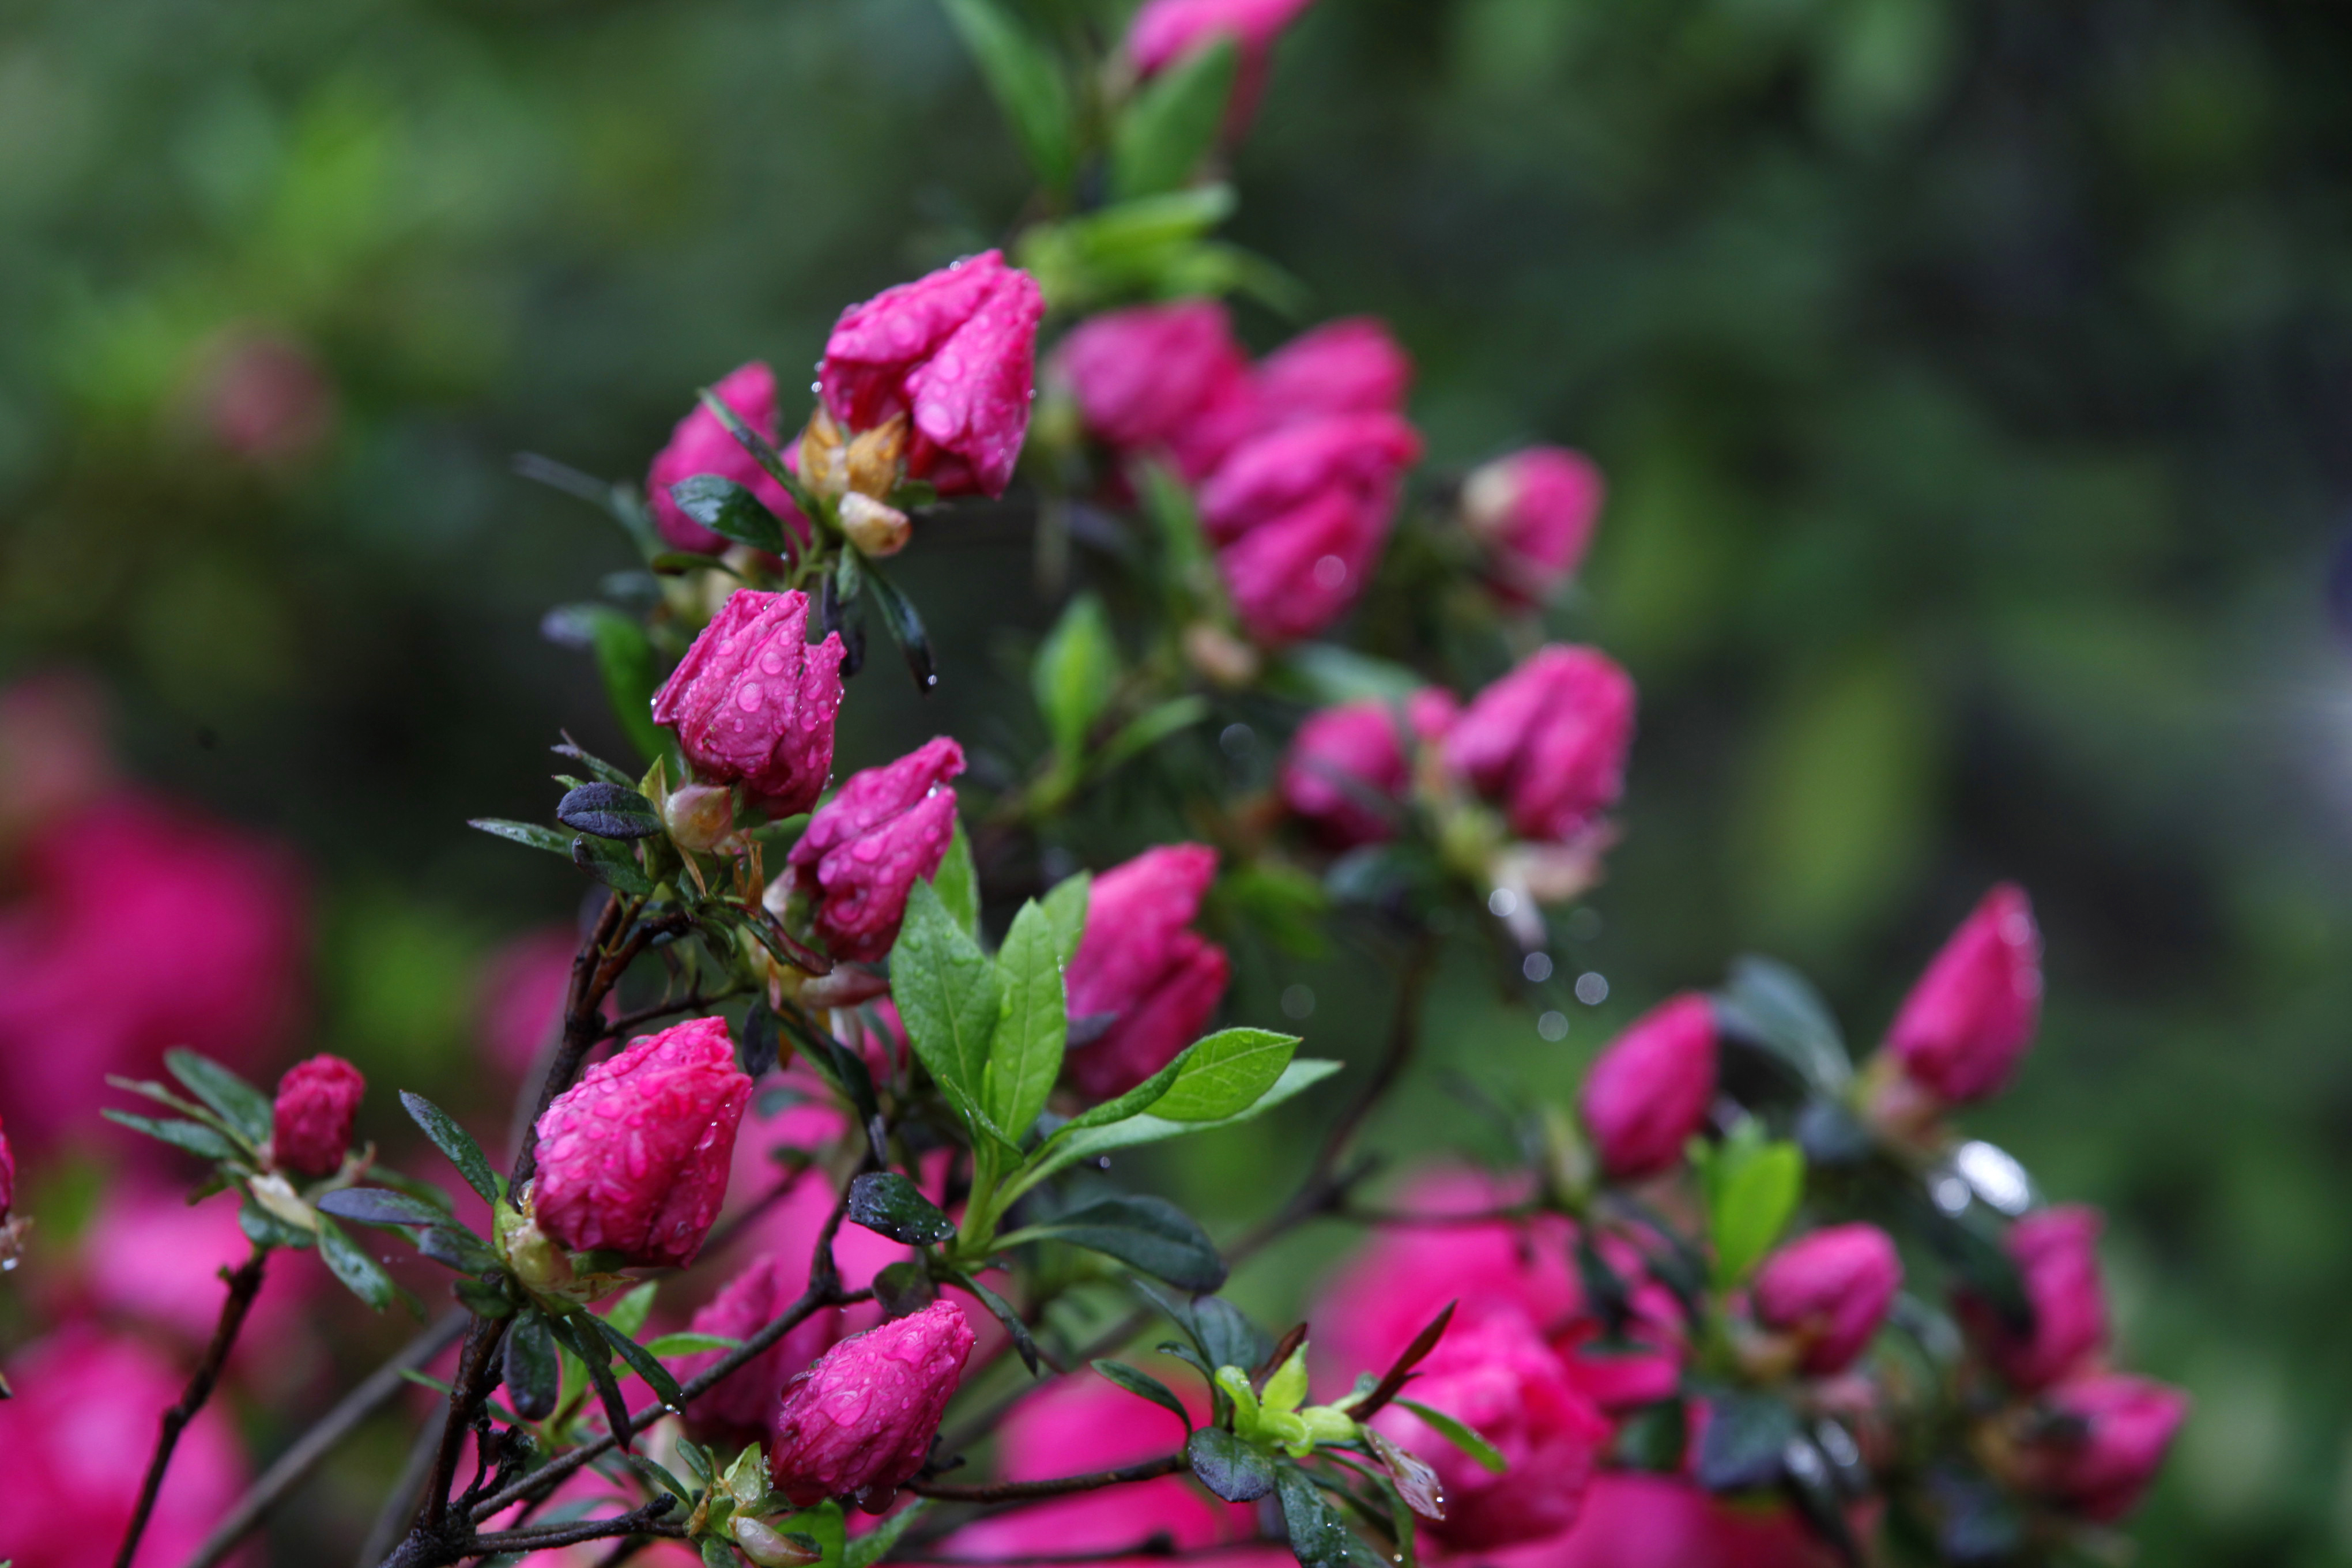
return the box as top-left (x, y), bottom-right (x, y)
top-left (5, 0), bottom-right (2350, 1561)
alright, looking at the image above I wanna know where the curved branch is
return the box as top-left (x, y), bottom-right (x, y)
top-left (908, 1453), bottom-right (1188, 1503)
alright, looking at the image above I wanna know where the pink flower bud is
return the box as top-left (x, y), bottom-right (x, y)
top-left (1372, 1313), bottom-right (1613, 1550)
top-left (1201, 412), bottom-right (1421, 645)
top-left (820, 251), bottom-right (1045, 499)
top-left (1962, 1205), bottom-right (2108, 1394)
top-left (1578, 993), bottom-right (1717, 1180)
top-left (1886, 884), bottom-right (2041, 1104)
top-left (680, 1253), bottom-right (838, 1450)
top-left (270, 1054), bottom-right (365, 1178)
top-left (1444, 643), bottom-right (1637, 844)
top-left (2016, 1374), bottom-right (2188, 1522)
top-left (646, 362), bottom-right (808, 554)
top-left (532, 1016), bottom-right (752, 1268)
top-left (1544, 1472), bottom-right (1831, 1568)
top-left (652, 590), bottom-right (847, 819)
top-left (1254, 318), bottom-right (1412, 424)
top-left (1279, 689), bottom-right (1458, 849)
top-left (1064, 845), bottom-right (1231, 1101)
top-left (1053, 300), bottom-right (1259, 482)
top-left (1461, 446), bottom-right (1604, 608)
top-left (786, 737), bottom-right (966, 964)
top-left (1128, 0), bottom-right (1317, 73)
top-left (1752, 1223), bottom-right (1902, 1375)
top-left (771, 1298), bottom-right (975, 1509)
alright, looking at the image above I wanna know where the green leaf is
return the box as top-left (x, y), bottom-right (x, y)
top-left (556, 782), bottom-right (662, 840)
top-left (316, 1187), bottom-right (454, 1230)
top-left (549, 1314), bottom-right (639, 1449)
top-left (553, 734), bottom-right (639, 789)
top-left (1032, 593), bottom-right (1119, 756)
top-left (1395, 1399), bottom-right (1508, 1475)
top-left (847, 1172), bottom-right (958, 1246)
top-left (1701, 1123), bottom-right (1806, 1290)
top-left (572, 831), bottom-right (656, 897)
top-left (1717, 957), bottom-right (1852, 1094)
top-left (1026, 1193), bottom-right (1226, 1291)
top-left (695, 387), bottom-right (815, 514)
top-left (1186, 1426), bottom-right (1276, 1503)
top-left (590, 1313), bottom-right (686, 1409)
top-left (505, 1310), bottom-right (561, 1422)
top-left (164, 1049), bottom-right (272, 1145)
top-left (1024, 1059), bottom-right (1342, 1187)
top-left (1192, 1296), bottom-right (1272, 1374)
top-left (1041, 871), bottom-right (1091, 970)
top-left (606, 1280), bottom-right (659, 1339)
top-left (1148, 1028), bottom-right (1299, 1122)
top-left (314, 1215), bottom-right (399, 1313)
top-left (843, 1497), bottom-right (931, 1568)
top-left (1276, 1463), bottom-right (1386, 1568)
top-left (668, 473), bottom-right (790, 556)
top-left (239, 1194), bottom-right (312, 1251)
top-left (1100, 696), bottom-right (1211, 772)
top-left (940, 0), bottom-right (1074, 193)
top-left (105, 1075), bottom-right (243, 1142)
top-left (892, 879), bottom-right (1007, 1144)
top-left (1276, 643), bottom-right (1426, 706)
top-left (951, 1271), bottom-right (1041, 1375)
top-left (467, 817), bottom-right (574, 858)
top-left (576, 604), bottom-right (667, 767)
top-left (643, 1332), bottom-right (740, 1358)
top-left (932, 816), bottom-right (981, 938)
top-left (402, 1092), bottom-right (500, 1206)
top-left (100, 1110), bottom-right (240, 1162)
top-left (985, 899), bottom-right (1068, 1139)
top-left (1092, 1359), bottom-right (1192, 1433)
top-left (860, 559), bottom-right (937, 693)
top-left (1112, 36), bottom-right (1238, 198)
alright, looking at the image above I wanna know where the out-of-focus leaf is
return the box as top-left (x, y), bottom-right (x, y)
top-left (847, 1172), bottom-right (958, 1246)
top-left (1034, 592), bottom-right (1120, 756)
top-left (1701, 1123), bottom-right (1804, 1290)
top-left (1716, 957), bottom-right (1852, 1094)
top-left (940, 0), bottom-right (1074, 194)
top-left (1100, 696), bottom-right (1212, 772)
top-left (1026, 1193), bottom-right (1227, 1291)
top-left (1694, 1390), bottom-right (1798, 1492)
top-left (1112, 37), bottom-right (1238, 198)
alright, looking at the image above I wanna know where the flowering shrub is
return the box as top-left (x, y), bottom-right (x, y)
top-left (0, 5), bottom-right (2184, 1567)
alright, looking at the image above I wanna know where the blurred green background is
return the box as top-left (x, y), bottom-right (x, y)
top-left (6, 0), bottom-right (2350, 1560)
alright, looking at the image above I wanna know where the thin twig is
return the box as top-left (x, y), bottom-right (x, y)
top-left (466, 1498), bottom-right (684, 1554)
top-left (115, 1244), bottom-right (270, 1568)
top-left (603, 986), bottom-right (748, 1039)
top-left (182, 1309), bottom-right (470, 1568)
top-left (907, 1452), bottom-right (1187, 1503)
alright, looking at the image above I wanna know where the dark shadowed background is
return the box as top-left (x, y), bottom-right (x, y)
top-left (5, 0), bottom-right (2350, 1559)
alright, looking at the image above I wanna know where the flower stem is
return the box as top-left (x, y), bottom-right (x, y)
top-left (115, 1242), bottom-right (270, 1568)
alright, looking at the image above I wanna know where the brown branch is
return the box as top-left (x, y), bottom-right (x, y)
top-left (908, 1453), bottom-right (1188, 1503)
top-left (115, 1243), bottom-right (270, 1568)
top-left (602, 985), bottom-right (749, 1039)
top-left (465, 1498), bottom-right (684, 1554)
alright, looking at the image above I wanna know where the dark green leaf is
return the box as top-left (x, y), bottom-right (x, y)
top-left (951, 1271), bottom-right (1039, 1375)
top-left (1100, 696), bottom-right (1210, 772)
top-left (892, 880), bottom-right (1005, 1144)
top-left (549, 1315), bottom-right (639, 1449)
top-left (1186, 1426), bottom-right (1276, 1503)
top-left (873, 1260), bottom-right (936, 1320)
top-left (1694, 1390), bottom-right (1799, 1493)
top-left (163, 1049), bottom-right (272, 1145)
top-left (468, 817), bottom-right (574, 857)
top-left (1276, 1463), bottom-right (1385, 1568)
top-left (1191, 1296), bottom-right (1272, 1375)
top-left (417, 1224), bottom-right (502, 1274)
top-left (317, 1186), bottom-right (454, 1229)
top-left (932, 816), bottom-right (981, 938)
top-left (1092, 1360), bottom-right (1191, 1433)
top-left (742, 1000), bottom-right (783, 1079)
top-left (238, 1194), bottom-right (313, 1251)
top-left (1030, 1193), bottom-right (1226, 1291)
top-left (773, 1006), bottom-right (884, 1151)
top-left (591, 1313), bottom-right (686, 1409)
top-left (100, 1110), bottom-right (239, 1162)
top-left (455, 1275), bottom-right (518, 1320)
top-left (1148, 1028), bottom-right (1299, 1122)
top-left (940, 0), bottom-right (1074, 193)
top-left (1612, 1399), bottom-right (1690, 1472)
top-left (1717, 957), bottom-right (1851, 1094)
top-left (860, 559), bottom-right (936, 692)
top-left (401, 1091), bottom-right (500, 1206)
top-left (314, 1215), bottom-right (398, 1312)
top-left (557, 782), bottom-right (662, 840)
top-left (1112, 36), bottom-right (1238, 197)
top-left (571, 832), bottom-right (655, 896)
top-left (1032, 593), bottom-right (1118, 755)
top-left (847, 1172), bottom-right (958, 1246)
top-left (1395, 1400), bottom-right (1507, 1475)
top-left (669, 473), bottom-right (789, 555)
top-left (986, 898), bottom-right (1067, 1139)
top-left (506, 1310), bottom-right (561, 1422)
top-left (695, 387), bottom-right (815, 514)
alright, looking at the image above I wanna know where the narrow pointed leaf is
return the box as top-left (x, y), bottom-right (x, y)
top-left (1395, 1399), bottom-right (1507, 1475)
top-left (164, 1049), bottom-right (273, 1145)
top-left (314, 1215), bottom-right (398, 1313)
top-left (986, 899), bottom-right (1068, 1139)
top-left (401, 1092), bottom-right (500, 1205)
top-left (468, 818), bottom-right (575, 858)
top-left (100, 1111), bottom-right (239, 1162)
top-left (1092, 1360), bottom-right (1192, 1434)
top-left (951, 1272), bottom-right (1040, 1375)
top-left (591, 1313), bottom-right (686, 1410)
top-left (1030, 1194), bottom-right (1226, 1291)
top-left (506, 1310), bottom-right (560, 1422)
top-left (317, 1187), bottom-right (457, 1230)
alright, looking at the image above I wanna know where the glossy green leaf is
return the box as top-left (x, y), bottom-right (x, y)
top-left (505, 1309), bottom-right (560, 1422)
top-left (847, 1171), bottom-right (958, 1246)
top-left (1027, 1193), bottom-right (1226, 1291)
top-left (314, 1215), bottom-right (398, 1313)
top-left (1276, 1463), bottom-right (1386, 1568)
top-left (1148, 1028), bottom-right (1299, 1122)
top-left (316, 1186), bottom-right (452, 1230)
top-left (1186, 1426), bottom-right (1276, 1503)
top-left (1395, 1399), bottom-right (1507, 1475)
top-left (986, 898), bottom-right (1067, 1139)
top-left (402, 1091), bottom-right (500, 1205)
top-left (164, 1049), bottom-right (273, 1145)
top-left (1041, 870), bottom-right (1091, 970)
top-left (668, 473), bottom-right (789, 555)
top-left (892, 880), bottom-right (1007, 1144)
top-left (1024, 1059), bottom-right (1341, 1187)
top-left (932, 816), bottom-right (982, 938)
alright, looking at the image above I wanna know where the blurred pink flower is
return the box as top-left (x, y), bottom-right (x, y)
top-left (1495, 1472), bottom-right (1838, 1568)
top-left (0, 791), bottom-right (306, 1157)
top-left (62, 1180), bottom-right (311, 1366)
top-left (1055, 300), bottom-right (1260, 483)
top-left (1578, 993), bottom-right (1717, 1181)
top-left (270, 1053), bottom-right (365, 1177)
top-left (1280, 689), bottom-right (1458, 849)
top-left (678, 1252), bottom-right (836, 1450)
top-left (1445, 643), bottom-right (1635, 845)
top-left (1886, 884), bottom-right (2042, 1105)
top-left (1961, 1205), bottom-right (2108, 1394)
top-left (785, 737), bottom-right (965, 964)
top-left (0, 1326), bottom-right (252, 1568)
top-left (1254, 318), bottom-right (1412, 425)
top-left (1461, 447), bottom-right (1605, 609)
top-left (771, 1299), bottom-right (975, 1509)
top-left (480, 927), bottom-right (592, 1083)
top-left (646, 361), bottom-right (806, 554)
top-left (2014, 1373), bottom-right (2188, 1523)
top-left (191, 329), bottom-right (338, 466)
top-left (821, 251), bottom-right (1045, 498)
top-left (653, 589), bottom-right (846, 817)
top-left (1126, 0), bottom-right (1319, 132)
top-left (1753, 1223), bottom-right (1902, 1376)
top-left (0, 669), bottom-right (113, 842)
top-left (1064, 845), bottom-right (1231, 1102)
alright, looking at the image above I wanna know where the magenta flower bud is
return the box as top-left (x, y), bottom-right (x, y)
top-left (652, 590), bottom-right (847, 819)
top-left (1254, 318), bottom-right (1412, 425)
top-left (786, 738), bottom-right (966, 964)
top-left (1462, 446), bottom-right (1604, 608)
top-left (1578, 993), bottom-right (1717, 1180)
top-left (1127, 0), bottom-right (1319, 129)
top-left (1053, 300), bottom-right (1258, 482)
top-left (1371, 1313), bottom-right (1613, 1550)
top-left (680, 1253), bottom-right (838, 1449)
top-left (270, 1053), bottom-right (365, 1178)
top-left (1064, 845), bottom-right (1231, 1102)
top-left (819, 251), bottom-right (1045, 499)
top-left (531, 1016), bottom-right (752, 1268)
top-left (1444, 643), bottom-right (1637, 844)
top-left (1963, 1205), bottom-right (2109, 1393)
top-left (646, 362), bottom-right (806, 554)
top-left (1280, 689), bottom-right (1459, 849)
top-left (2018, 1374), bottom-right (2188, 1522)
top-left (1752, 1223), bottom-right (1901, 1375)
top-left (1200, 411), bottom-right (1422, 645)
top-left (1886, 884), bottom-right (2042, 1104)
top-left (771, 1298), bottom-right (975, 1509)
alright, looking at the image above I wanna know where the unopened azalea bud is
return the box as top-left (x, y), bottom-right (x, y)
top-left (1886, 884), bottom-right (2042, 1105)
top-left (771, 1298), bottom-right (975, 1509)
top-left (1961, 1205), bottom-right (2108, 1393)
top-left (664, 783), bottom-right (737, 854)
top-left (839, 492), bottom-right (912, 557)
top-left (786, 738), bottom-right (965, 963)
top-left (270, 1054), bottom-right (365, 1177)
top-left (1051, 300), bottom-right (1257, 481)
top-left (1181, 621), bottom-right (1261, 687)
top-left (1578, 994), bottom-right (1717, 1181)
top-left (820, 251), bottom-right (1045, 499)
top-left (1460, 447), bottom-right (1604, 609)
top-left (2011, 1374), bottom-right (2188, 1522)
top-left (1445, 644), bottom-right (1635, 846)
top-left (652, 589), bottom-right (846, 819)
top-left (531, 1016), bottom-right (752, 1268)
top-left (1255, 318), bottom-right (1413, 425)
top-left (682, 1254), bottom-right (835, 1450)
top-left (1752, 1223), bottom-right (1901, 1376)
top-left (647, 362), bottom-right (806, 553)
top-left (1065, 846), bottom-right (1231, 1101)
top-left (1126, 0), bottom-right (1320, 131)
top-left (1280, 689), bottom-right (1458, 849)
top-left (734, 1518), bottom-right (824, 1567)
top-left (843, 414), bottom-right (910, 499)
